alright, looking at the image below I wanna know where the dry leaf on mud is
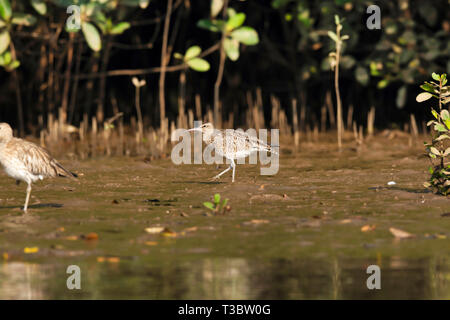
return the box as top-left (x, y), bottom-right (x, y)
top-left (145, 227), bottom-right (165, 234)
top-left (243, 219), bottom-right (270, 226)
top-left (361, 225), bottom-right (376, 232)
top-left (389, 227), bottom-right (415, 239)
top-left (249, 194), bottom-right (285, 202)
top-left (63, 235), bottom-right (79, 241)
top-left (24, 247), bottom-right (39, 254)
top-left (161, 228), bottom-right (177, 238)
top-left (97, 256), bottom-right (120, 263)
top-left (81, 232), bottom-right (99, 240)
top-left (183, 226), bottom-right (198, 233)
top-left (145, 241), bottom-right (158, 246)
top-left (425, 233), bottom-right (447, 239)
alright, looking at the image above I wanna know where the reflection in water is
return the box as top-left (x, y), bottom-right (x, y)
top-left (1, 256), bottom-right (450, 299)
top-left (0, 262), bottom-right (49, 299)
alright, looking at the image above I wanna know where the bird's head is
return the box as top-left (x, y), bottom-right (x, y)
top-left (187, 123), bottom-right (215, 142)
top-left (0, 123), bottom-right (13, 143)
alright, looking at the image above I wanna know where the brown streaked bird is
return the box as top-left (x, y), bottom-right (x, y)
top-left (0, 122), bottom-right (77, 212)
top-left (187, 123), bottom-right (278, 182)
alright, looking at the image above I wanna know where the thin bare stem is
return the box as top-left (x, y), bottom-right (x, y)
top-left (158, 0), bottom-right (174, 128)
top-left (334, 25), bottom-right (343, 150)
top-left (9, 41), bottom-right (24, 135)
top-left (214, 0), bottom-right (229, 127)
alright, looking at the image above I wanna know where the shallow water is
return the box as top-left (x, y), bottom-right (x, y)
top-left (0, 136), bottom-right (449, 299)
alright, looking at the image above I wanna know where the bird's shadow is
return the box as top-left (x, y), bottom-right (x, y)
top-left (171, 180), bottom-right (224, 185)
top-left (368, 186), bottom-right (432, 194)
top-left (0, 203), bottom-right (63, 210)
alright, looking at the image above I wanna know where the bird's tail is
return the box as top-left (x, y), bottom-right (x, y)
top-left (269, 144), bottom-right (280, 155)
top-left (54, 161), bottom-right (78, 179)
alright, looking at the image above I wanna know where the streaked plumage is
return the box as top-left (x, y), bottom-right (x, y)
top-left (188, 123), bottom-right (278, 182)
top-left (0, 122), bottom-right (77, 212)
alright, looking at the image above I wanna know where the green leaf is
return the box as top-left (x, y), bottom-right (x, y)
top-left (110, 22), bottom-right (131, 35)
top-left (416, 92), bottom-right (433, 103)
top-left (214, 193), bottom-right (221, 204)
top-left (3, 50), bottom-right (10, 64)
top-left (431, 109), bottom-right (439, 120)
top-left (227, 8), bottom-right (236, 17)
top-left (444, 147), bottom-right (450, 157)
top-left (11, 13), bottom-right (37, 26)
top-left (369, 61), bottom-right (382, 76)
top-left (435, 134), bottom-right (450, 141)
top-left (197, 19), bottom-right (221, 32)
top-left (0, 30), bottom-right (10, 55)
top-left (184, 45), bottom-right (201, 60)
top-left (377, 79), bottom-right (389, 89)
top-left (231, 26), bottom-right (259, 45)
top-left (418, 4), bottom-right (437, 27)
top-left (203, 202), bottom-right (215, 210)
top-left (396, 85), bottom-right (407, 109)
top-left (355, 66), bottom-right (369, 86)
top-left (187, 58), bottom-right (210, 72)
top-left (340, 55), bottom-right (355, 69)
top-left (420, 83), bottom-right (436, 94)
top-left (434, 123), bottom-right (448, 132)
top-left (334, 15), bottom-right (340, 25)
top-left (327, 31), bottom-right (338, 43)
top-left (432, 72), bottom-right (440, 81)
top-left (173, 52), bottom-right (184, 60)
top-left (0, 0), bottom-right (11, 21)
top-left (226, 12), bottom-right (245, 30)
top-left (224, 37), bottom-right (239, 61)
top-left (430, 147), bottom-right (441, 156)
top-left (441, 110), bottom-right (449, 121)
top-left (445, 119), bottom-right (450, 130)
top-left (222, 198), bottom-right (228, 209)
top-left (8, 59), bottom-right (19, 70)
top-left (81, 21), bottom-right (102, 52)
top-left (31, 0), bottom-right (47, 15)
top-left (211, 0), bottom-right (224, 18)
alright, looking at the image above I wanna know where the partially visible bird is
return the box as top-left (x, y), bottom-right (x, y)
top-left (0, 123), bottom-right (77, 212)
top-left (187, 123), bottom-right (278, 182)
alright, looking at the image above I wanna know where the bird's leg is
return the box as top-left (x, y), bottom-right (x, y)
top-left (23, 183), bottom-right (32, 212)
top-left (231, 159), bottom-right (236, 183)
top-left (212, 165), bottom-right (232, 181)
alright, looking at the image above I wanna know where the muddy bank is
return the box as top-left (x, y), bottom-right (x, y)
top-left (0, 135), bottom-right (449, 299)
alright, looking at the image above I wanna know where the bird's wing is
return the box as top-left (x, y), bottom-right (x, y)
top-left (228, 130), bottom-right (273, 152)
top-left (13, 139), bottom-right (75, 178)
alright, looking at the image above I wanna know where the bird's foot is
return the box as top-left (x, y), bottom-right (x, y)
top-left (211, 174), bottom-right (221, 181)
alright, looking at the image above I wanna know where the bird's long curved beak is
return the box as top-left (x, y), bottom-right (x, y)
top-left (187, 128), bottom-right (201, 132)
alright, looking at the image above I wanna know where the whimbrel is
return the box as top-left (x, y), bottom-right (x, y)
top-left (0, 123), bottom-right (77, 212)
top-left (188, 123), bottom-right (278, 182)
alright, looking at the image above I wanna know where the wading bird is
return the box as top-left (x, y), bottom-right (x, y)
top-left (0, 123), bottom-right (77, 212)
top-left (187, 123), bottom-right (278, 182)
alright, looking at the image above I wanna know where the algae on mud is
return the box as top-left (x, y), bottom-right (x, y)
top-left (0, 135), bottom-right (449, 299)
